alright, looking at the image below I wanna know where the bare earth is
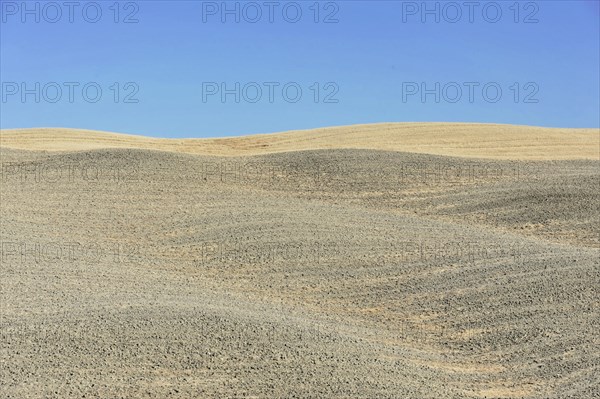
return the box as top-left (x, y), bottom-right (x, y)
top-left (1, 123), bottom-right (599, 398)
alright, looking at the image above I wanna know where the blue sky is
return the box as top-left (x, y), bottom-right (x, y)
top-left (1, 0), bottom-right (599, 138)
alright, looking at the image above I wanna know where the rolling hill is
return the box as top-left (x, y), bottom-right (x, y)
top-left (1, 123), bottom-right (598, 398)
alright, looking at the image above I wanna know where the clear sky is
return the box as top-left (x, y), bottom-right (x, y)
top-left (1, 0), bottom-right (599, 138)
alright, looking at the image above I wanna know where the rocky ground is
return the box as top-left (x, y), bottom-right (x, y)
top-left (1, 146), bottom-right (598, 398)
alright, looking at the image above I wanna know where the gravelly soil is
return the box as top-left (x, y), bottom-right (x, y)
top-left (1, 147), bottom-right (598, 398)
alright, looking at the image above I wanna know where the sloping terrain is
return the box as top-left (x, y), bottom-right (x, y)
top-left (1, 123), bottom-right (598, 159)
top-left (0, 125), bottom-right (599, 398)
